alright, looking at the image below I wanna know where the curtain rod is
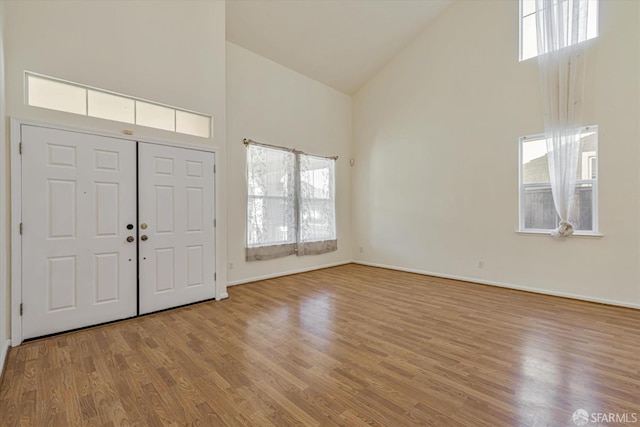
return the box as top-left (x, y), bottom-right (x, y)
top-left (243, 138), bottom-right (338, 160)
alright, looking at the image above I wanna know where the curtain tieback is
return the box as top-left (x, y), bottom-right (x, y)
top-left (551, 220), bottom-right (574, 239)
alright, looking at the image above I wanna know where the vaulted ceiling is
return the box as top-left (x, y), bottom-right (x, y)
top-left (226, 0), bottom-right (454, 95)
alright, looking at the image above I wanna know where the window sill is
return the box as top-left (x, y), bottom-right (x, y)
top-left (516, 230), bottom-right (603, 238)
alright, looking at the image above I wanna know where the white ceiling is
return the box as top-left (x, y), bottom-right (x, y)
top-left (226, 0), bottom-right (454, 95)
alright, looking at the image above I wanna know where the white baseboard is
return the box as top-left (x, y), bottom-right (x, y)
top-left (216, 292), bottom-right (229, 300)
top-left (227, 260), bottom-right (352, 287)
top-left (0, 339), bottom-right (10, 380)
top-left (353, 260), bottom-right (640, 310)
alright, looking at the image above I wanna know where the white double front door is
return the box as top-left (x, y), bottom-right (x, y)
top-left (20, 125), bottom-right (215, 339)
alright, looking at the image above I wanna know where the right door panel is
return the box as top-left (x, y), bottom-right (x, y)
top-left (138, 143), bottom-right (216, 314)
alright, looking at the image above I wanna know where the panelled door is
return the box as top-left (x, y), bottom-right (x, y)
top-left (21, 126), bottom-right (138, 339)
top-left (138, 143), bottom-right (216, 314)
top-left (20, 126), bottom-right (216, 340)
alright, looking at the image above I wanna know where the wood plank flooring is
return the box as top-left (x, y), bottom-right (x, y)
top-left (1, 264), bottom-right (639, 426)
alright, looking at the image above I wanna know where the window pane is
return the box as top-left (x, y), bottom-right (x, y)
top-left (301, 159), bottom-right (331, 199)
top-left (176, 110), bottom-right (211, 138)
top-left (300, 199), bottom-right (335, 241)
top-left (578, 130), bottom-right (597, 180)
top-left (573, 183), bottom-right (593, 230)
top-left (522, 0), bottom-right (536, 17)
top-left (136, 101), bottom-right (175, 131)
top-left (27, 75), bottom-right (86, 115)
top-left (587, 0), bottom-right (598, 39)
top-left (524, 185), bottom-right (558, 230)
top-left (247, 196), bottom-right (294, 246)
top-left (522, 137), bottom-right (550, 183)
top-left (523, 131), bottom-right (597, 183)
top-left (88, 90), bottom-right (134, 124)
top-left (521, 13), bottom-right (538, 60)
top-left (248, 147), bottom-right (295, 197)
top-left (523, 184), bottom-right (593, 231)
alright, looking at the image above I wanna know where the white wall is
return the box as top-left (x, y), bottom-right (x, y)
top-left (0, 0), bottom-right (10, 362)
top-left (353, 0), bottom-right (640, 307)
top-left (4, 0), bottom-right (226, 147)
top-left (226, 42), bottom-right (352, 284)
top-left (2, 0), bottom-right (228, 341)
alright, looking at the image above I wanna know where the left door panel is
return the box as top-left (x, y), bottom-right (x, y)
top-left (21, 126), bottom-right (138, 339)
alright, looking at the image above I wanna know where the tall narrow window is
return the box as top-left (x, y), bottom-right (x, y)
top-left (519, 126), bottom-right (598, 233)
top-left (245, 141), bottom-right (337, 261)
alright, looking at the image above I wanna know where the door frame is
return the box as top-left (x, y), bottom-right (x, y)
top-left (10, 117), bottom-right (226, 346)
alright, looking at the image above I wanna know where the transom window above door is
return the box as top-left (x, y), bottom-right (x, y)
top-left (25, 72), bottom-right (213, 138)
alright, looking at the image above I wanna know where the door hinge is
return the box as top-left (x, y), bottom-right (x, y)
top-left (214, 273), bottom-right (217, 282)
top-left (19, 223), bottom-right (23, 235)
top-left (19, 143), bottom-right (22, 155)
top-left (214, 219), bottom-right (216, 227)
top-left (20, 303), bottom-right (23, 316)
top-left (214, 165), bottom-right (216, 174)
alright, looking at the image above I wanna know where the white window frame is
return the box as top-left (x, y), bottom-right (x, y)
top-left (518, 125), bottom-right (599, 235)
top-left (519, 0), bottom-right (599, 61)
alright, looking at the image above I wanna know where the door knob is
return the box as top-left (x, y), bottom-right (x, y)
top-left (126, 236), bottom-right (135, 242)
top-left (140, 223), bottom-right (148, 229)
top-left (140, 235), bottom-right (148, 241)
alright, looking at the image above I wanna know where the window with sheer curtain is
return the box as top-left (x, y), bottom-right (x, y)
top-left (246, 143), bottom-right (337, 261)
top-left (519, 0), bottom-right (598, 61)
top-left (533, 0), bottom-right (594, 238)
top-left (519, 126), bottom-right (598, 234)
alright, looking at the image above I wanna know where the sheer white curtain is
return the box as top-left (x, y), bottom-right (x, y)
top-left (535, 0), bottom-right (590, 238)
top-left (298, 154), bottom-right (337, 255)
top-left (246, 144), bottom-right (297, 261)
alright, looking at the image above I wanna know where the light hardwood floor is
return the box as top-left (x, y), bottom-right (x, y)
top-left (1, 264), bottom-right (639, 426)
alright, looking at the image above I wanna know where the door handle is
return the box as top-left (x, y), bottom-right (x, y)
top-left (140, 235), bottom-right (148, 241)
top-left (126, 236), bottom-right (135, 243)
